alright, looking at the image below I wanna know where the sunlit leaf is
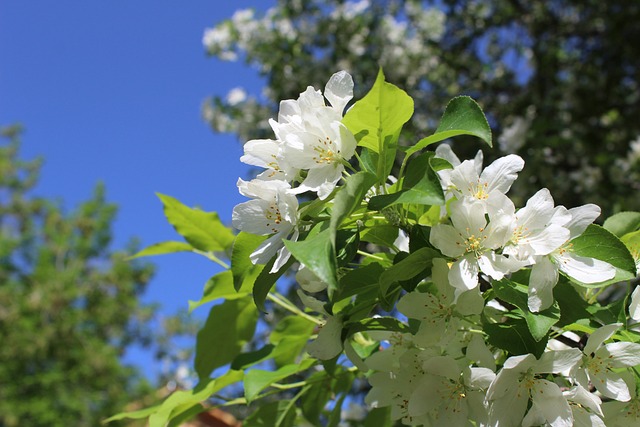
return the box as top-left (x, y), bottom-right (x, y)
top-left (157, 193), bottom-right (235, 252)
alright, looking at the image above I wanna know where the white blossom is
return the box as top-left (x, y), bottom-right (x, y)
top-left (529, 204), bottom-right (616, 311)
top-left (575, 323), bottom-right (640, 402)
top-left (486, 350), bottom-right (582, 427)
top-left (429, 198), bottom-right (522, 290)
top-left (232, 179), bottom-right (298, 272)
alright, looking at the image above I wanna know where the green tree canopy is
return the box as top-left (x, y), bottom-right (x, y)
top-left (0, 125), bottom-right (159, 426)
top-left (203, 0), bottom-right (640, 215)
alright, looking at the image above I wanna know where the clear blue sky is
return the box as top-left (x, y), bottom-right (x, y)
top-left (0, 1), bottom-right (273, 378)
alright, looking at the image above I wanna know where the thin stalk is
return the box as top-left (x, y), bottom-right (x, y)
top-left (192, 249), bottom-right (230, 269)
top-left (267, 292), bottom-right (322, 325)
top-left (356, 249), bottom-right (386, 262)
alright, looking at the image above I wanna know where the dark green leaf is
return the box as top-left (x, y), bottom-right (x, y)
top-left (405, 96), bottom-right (492, 156)
top-left (336, 262), bottom-right (385, 303)
top-left (231, 345), bottom-right (275, 371)
top-left (368, 152), bottom-right (444, 210)
top-left (570, 224), bottom-right (637, 283)
top-left (243, 401), bottom-right (296, 427)
top-left (285, 229), bottom-right (339, 294)
top-left (492, 279), bottom-right (560, 341)
top-left (346, 316), bottom-right (412, 336)
top-left (379, 247), bottom-right (440, 296)
top-left (482, 313), bottom-right (547, 357)
top-left (301, 371), bottom-right (331, 424)
top-left (336, 229), bottom-right (360, 267)
top-left (194, 297), bottom-right (258, 380)
top-left (554, 278), bottom-right (591, 327)
top-left (252, 256), bottom-right (295, 312)
top-left (359, 224), bottom-right (399, 247)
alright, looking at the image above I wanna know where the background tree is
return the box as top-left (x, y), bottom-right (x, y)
top-left (0, 125), bottom-right (193, 427)
top-left (202, 0), bottom-right (640, 216)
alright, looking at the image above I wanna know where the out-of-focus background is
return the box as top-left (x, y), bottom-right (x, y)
top-left (1, 0), bottom-right (639, 425)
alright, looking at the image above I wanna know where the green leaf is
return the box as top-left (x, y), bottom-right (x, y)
top-left (157, 193), bottom-right (235, 252)
top-left (188, 269), bottom-right (257, 313)
top-left (243, 359), bottom-right (315, 404)
top-left (405, 96), bottom-right (492, 156)
top-left (252, 255), bottom-right (295, 312)
top-left (378, 247), bottom-right (440, 296)
top-left (346, 316), bottom-right (412, 336)
top-left (194, 296), bottom-right (258, 380)
top-left (363, 407), bottom-right (393, 427)
top-left (104, 405), bottom-right (162, 423)
top-left (128, 240), bottom-right (193, 259)
top-left (336, 262), bottom-right (385, 303)
top-left (343, 69), bottom-right (414, 154)
top-left (336, 228), bottom-right (360, 267)
top-left (270, 315), bottom-right (316, 367)
top-left (231, 232), bottom-right (267, 291)
top-left (284, 228), bottom-right (339, 294)
top-left (360, 224), bottom-right (399, 247)
top-left (300, 371), bottom-right (332, 424)
top-left (553, 278), bottom-right (591, 327)
top-left (482, 313), bottom-right (547, 357)
top-left (603, 211), bottom-right (640, 237)
top-left (231, 344), bottom-right (275, 370)
top-left (329, 171), bottom-right (377, 238)
top-left (368, 152), bottom-right (444, 210)
top-left (343, 69), bottom-right (413, 183)
top-left (492, 279), bottom-right (560, 341)
top-left (570, 224), bottom-right (637, 283)
top-left (145, 370), bottom-right (243, 427)
top-left (621, 229), bottom-right (640, 258)
top-left (243, 400), bottom-right (296, 427)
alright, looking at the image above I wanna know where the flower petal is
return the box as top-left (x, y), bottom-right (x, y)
top-left (602, 342), bottom-right (640, 368)
top-left (531, 379), bottom-right (573, 427)
top-left (324, 70), bottom-right (353, 115)
top-left (590, 369), bottom-right (631, 402)
top-left (556, 252), bottom-right (616, 284)
top-left (630, 286), bottom-right (640, 321)
top-left (536, 349), bottom-right (582, 374)
top-left (480, 154), bottom-right (525, 194)
top-left (566, 204), bottom-right (601, 239)
top-left (584, 323), bottom-right (622, 355)
top-left (528, 257), bottom-right (559, 312)
top-left (448, 255), bottom-right (479, 290)
top-left (430, 224), bottom-right (465, 257)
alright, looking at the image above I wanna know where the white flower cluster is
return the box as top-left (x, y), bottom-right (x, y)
top-left (361, 149), bottom-right (640, 426)
top-left (232, 71), bottom-right (357, 272)
top-left (364, 265), bottom-right (640, 426)
top-left (433, 145), bottom-right (616, 312)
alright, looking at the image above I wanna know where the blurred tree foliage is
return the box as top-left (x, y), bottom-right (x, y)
top-left (0, 125), bottom-right (192, 427)
top-left (203, 0), bottom-right (640, 216)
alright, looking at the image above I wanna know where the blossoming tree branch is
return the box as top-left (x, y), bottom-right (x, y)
top-left (111, 70), bottom-right (640, 426)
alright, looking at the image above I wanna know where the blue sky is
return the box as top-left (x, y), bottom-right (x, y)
top-left (0, 1), bottom-right (273, 378)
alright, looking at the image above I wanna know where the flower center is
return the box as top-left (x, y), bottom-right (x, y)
top-left (264, 202), bottom-right (284, 233)
top-left (463, 230), bottom-right (487, 256)
top-left (511, 224), bottom-right (531, 244)
top-left (312, 136), bottom-right (341, 165)
top-left (468, 180), bottom-right (490, 200)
